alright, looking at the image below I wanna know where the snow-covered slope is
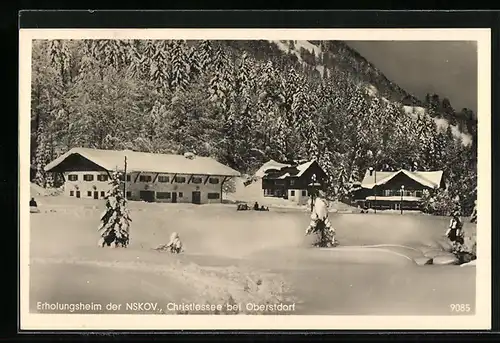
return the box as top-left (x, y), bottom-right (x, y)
top-left (403, 106), bottom-right (472, 146)
top-left (271, 40), bottom-right (325, 77)
top-left (269, 40), bottom-right (473, 147)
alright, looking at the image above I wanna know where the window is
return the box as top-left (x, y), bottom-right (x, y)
top-left (68, 174), bottom-right (78, 181)
top-left (126, 191), bottom-right (131, 198)
top-left (97, 174), bottom-right (108, 182)
top-left (158, 176), bottom-right (170, 183)
top-left (191, 177), bottom-right (203, 184)
top-left (139, 175), bottom-right (152, 182)
top-left (289, 179), bottom-right (296, 186)
top-left (100, 191), bottom-right (105, 197)
top-left (384, 190), bottom-right (391, 197)
top-left (302, 190), bottom-right (307, 196)
top-left (120, 174), bottom-right (130, 181)
top-left (415, 190), bottom-right (423, 197)
top-left (87, 191), bottom-right (92, 196)
top-left (70, 190), bottom-right (74, 196)
top-left (208, 193), bottom-right (220, 200)
top-left (156, 192), bottom-right (171, 199)
top-left (178, 192), bottom-right (183, 197)
top-left (290, 190), bottom-right (295, 196)
top-left (174, 176), bottom-right (186, 183)
top-left (209, 177), bottom-right (219, 184)
top-left (83, 174), bottom-right (94, 182)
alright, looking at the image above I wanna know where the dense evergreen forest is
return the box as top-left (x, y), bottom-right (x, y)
top-left (30, 39), bottom-right (478, 215)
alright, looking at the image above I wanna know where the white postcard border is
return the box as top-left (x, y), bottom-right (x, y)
top-left (19, 28), bottom-right (492, 330)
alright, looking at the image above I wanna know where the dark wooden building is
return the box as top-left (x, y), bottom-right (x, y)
top-left (260, 160), bottom-right (327, 205)
top-left (353, 169), bottom-right (445, 211)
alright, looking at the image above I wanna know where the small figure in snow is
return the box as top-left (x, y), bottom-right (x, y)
top-left (237, 203), bottom-right (250, 211)
top-left (29, 197), bottom-right (41, 213)
top-left (253, 202), bottom-right (260, 211)
top-left (446, 209), bottom-right (464, 246)
top-left (155, 232), bottom-right (183, 254)
top-left (305, 190), bottom-right (337, 247)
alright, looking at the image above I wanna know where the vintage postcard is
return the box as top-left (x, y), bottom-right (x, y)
top-left (19, 28), bottom-right (491, 330)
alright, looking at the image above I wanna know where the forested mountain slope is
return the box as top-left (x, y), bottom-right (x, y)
top-left (30, 39), bottom-right (477, 213)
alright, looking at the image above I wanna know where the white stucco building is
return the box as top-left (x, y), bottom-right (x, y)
top-left (44, 147), bottom-right (240, 204)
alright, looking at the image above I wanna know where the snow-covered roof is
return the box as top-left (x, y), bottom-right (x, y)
top-left (260, 160), bottom-right (321, 180)
top-left (361, 169), bottom-right (443, 190)
top-left (44, 147), bottom-right (241, 177)
top-left (295, 160), bottom-right (314, 177)
top-left (277, 172), bottom-right (291, 179)
top-left (254, 159), bottom-right (292, 178)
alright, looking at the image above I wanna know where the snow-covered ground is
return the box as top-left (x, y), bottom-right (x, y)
top-left (28, 194), bottom-right (477, 315)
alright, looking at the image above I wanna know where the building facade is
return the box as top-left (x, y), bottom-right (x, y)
top-left (44, 148), bottom-right (240, 205)
top-left (260, 160), bottom-right (327, 205)
top-left (353, 169), bottom-right (444, 211)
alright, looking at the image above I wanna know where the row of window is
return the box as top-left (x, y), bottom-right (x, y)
top-left (67, 173), bottom-right (220, 184)
top-left (137, 175), bottom-right (220, 184)
top-left (68, 190), bottom-right (221, 201)
top-left (290, 190), bottom-right (308, 197)
top-left (274, 179), bottom-right (298, 186)
top-left (69, 174), bottom-right (110, 182)
top-left (69, 190), bottom-right (106, 197)
top-left (264, 189), bottom-right (309, 197)
top-left (382, 190), bottom-right (423, 197)
top-left (156, 192), bottom-right (220, 200)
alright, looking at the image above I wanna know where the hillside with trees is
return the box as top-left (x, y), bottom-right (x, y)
top-left (30, 39), bottom-right (478, 215)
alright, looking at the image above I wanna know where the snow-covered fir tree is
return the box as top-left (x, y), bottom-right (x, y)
top-left (187, 45), bottom-right (202, 78)
top-left (170, 40), bottom-right (190, 92)
top-left (209, 47), bottom-right (233, 112)
top-left (34, 122), bottom-right (48, 187)
top-left (150, 40), bottom-right (172, 94)
top-left (98, 171), bottom-right (132, 248)
top-left (198, 40), bottom-right (213, 71)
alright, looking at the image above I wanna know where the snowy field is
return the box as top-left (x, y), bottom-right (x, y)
top-left (28, 195), bottom-right (477, 316)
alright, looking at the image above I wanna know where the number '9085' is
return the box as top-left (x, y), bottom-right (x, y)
top-left (450, 304), bottom-right (471, 312)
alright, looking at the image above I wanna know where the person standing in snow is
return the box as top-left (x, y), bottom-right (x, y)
top-left (446, 209), bottom-right (464, 246)
top-left (305, 189), bottom-right (337, 247)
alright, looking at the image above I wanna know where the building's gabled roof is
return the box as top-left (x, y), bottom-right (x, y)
top-left (295, 161), bottom-right (315, 177)
top-left (361, 169), bottom-right (443, 189)
top-left (254, 159), bottom-right (291, 178)
top-left (44, 147), bottom-right (241, 177)
top-left (261, 160), bottom-right (321, 180)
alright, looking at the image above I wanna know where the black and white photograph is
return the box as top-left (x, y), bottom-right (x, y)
top-left (19, 28), bottom-right (491, 330)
